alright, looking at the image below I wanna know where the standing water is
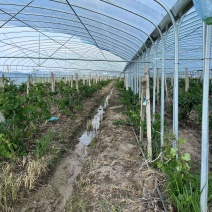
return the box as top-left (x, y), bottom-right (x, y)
top-left (79, 89), bottom-right (113, 145)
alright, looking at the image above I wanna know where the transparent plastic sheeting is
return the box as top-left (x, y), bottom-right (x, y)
top-left (147, 7), bottom-right (212, 78)
top-left (0, 0), bottom-right (178, 75)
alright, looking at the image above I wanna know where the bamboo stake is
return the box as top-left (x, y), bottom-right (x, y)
top-left (165, 73), bottom-right (169, 99)
top-left (6, 65), bottom-right (9, 73)
top-left (51, 72), bottom-right (55, 92)
top-left (140, 77), bottom-right (146, 143)
top-left (126, 76), bottom-right (129, 91)
top-left (88, 74), bottom-right (91, 86)
top-left (185, 68), bottom-right (189, 92)
top-left (2, 73), bottom-right (4, 90)
top-left (83, 74), bottom-right (85, 85)
top-left (71, 75), bottom-right (73, 88)
top-left (145, 66), bottom-right (152, 160)
top-left (27, 75), bottom-right (30, 95)
top-left (171, 77), bottom-right (173, 87)
top-left (156, 68), bottom-right (160, 105)
top-left (75, 73), bottom-right (79, 92)
top-left (95, 74), bottom-right (98, 83)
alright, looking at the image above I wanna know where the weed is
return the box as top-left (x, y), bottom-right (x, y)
top-left (70, 196), bottom-right (87, 212)
top-left (34, 131), bottom-right (53, 158)
top-left (113, 119), bottom-right (131, 126)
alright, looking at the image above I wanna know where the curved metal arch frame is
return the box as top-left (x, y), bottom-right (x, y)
top-left (8, 18), bottom-right (139, 54)
top-left (0, 1), bottom-right (158, 65)
top-left (11, 9), bottom-right (142, 49)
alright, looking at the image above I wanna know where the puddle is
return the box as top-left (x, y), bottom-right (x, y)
top-left (79, 90), bottom-right (112, 146)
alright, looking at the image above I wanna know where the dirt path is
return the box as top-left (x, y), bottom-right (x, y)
top-left (13, 83), bottom-right (113, 212)
top-left (71, 88), bottom-right (166, 211)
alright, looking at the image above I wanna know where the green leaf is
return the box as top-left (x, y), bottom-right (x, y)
top-left (178, 137), bottom-right (186, 144)
top-left (170, 148), bottom-right (177, 157)
top-left (175, 164), bottom-right (182, 172)
top-left (157, 162), bottom-right (163, 169)
top-left (181, 153), bottom-right (191, 161)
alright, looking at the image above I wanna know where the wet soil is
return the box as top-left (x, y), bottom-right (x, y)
top-left (12, 83), bottom-right (113, 212)
top-left (71, 88), bottom-right (167, 212)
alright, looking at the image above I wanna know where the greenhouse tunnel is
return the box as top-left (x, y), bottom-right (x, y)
top-left (0, 0), bottom-right (212, 211)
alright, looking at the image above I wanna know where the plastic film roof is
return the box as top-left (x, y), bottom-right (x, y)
top-left (0, 0), bottom-right (193, 76)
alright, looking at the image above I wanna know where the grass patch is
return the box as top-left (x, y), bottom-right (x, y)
top-left (113, 119), bottom-right (131, 126)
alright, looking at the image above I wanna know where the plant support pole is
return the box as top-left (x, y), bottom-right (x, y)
top-left (71, 75), bottom-right (73, 88)
top-left (27, 75), bottom-right (30, 95)
top-left (2, 73), bottom-right (4, 90)
top-left (200, 23), bottom-right (211, 212)
top-left (160, 37), bottom-right (165, 147)
top-left (145, 65), bottom-right (152, 160)
top-left (152, 42), bottom-right (158, 121)
top-left (140, 77), bottom-right (146, 143)
top-left (185, 68), bottom-right (189, 92)
top-left (75, 73), bottom-right (79, 92)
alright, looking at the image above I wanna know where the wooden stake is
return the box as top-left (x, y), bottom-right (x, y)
top-left (51, 72), bottom-right (55, 92)
top-left (27, 75), bottom-right (30, 95)
top-left (165, 73), bottom-right (169, 99)
top-left (185, 68), bottom-right (189, 92)
top-left (126, 76), bottom-right (129, 91)
top-left (6, 65), bottom-right (9, 73)
top-left (88, 74), bottom-right (91, 86)
top-left (140, 77), bottom-right (146, 143)
top-left (156, 68), bottom-right (160, 105)
top-left (171, 77), bottom-right (173, 87)
top-left (71, 75), bottom-right (73, 88)
top-left (124, 72), bottom-right (126, 87)
top-left (145, 66), bottom-right (152, 160)
top-left (2, 73), bottom-right (4, 90)
top-left (75, 73), bottom-right (79, 92)
top-left (83, 74), bottom-right (85, 85)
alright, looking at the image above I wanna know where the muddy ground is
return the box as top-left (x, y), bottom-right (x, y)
top-left (12, 83), bottom-right (208, 212)
top-left (70, 88), bottom-right (167, 212)
top-left (12, 85), bottom-right (168, 212)
top-left (11, 82), bottom-right (113, 212)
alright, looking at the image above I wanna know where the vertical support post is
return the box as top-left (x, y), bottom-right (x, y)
top-left (126, 72), bottom-right (129, 91)
top-left (173, 23), bottom-right (180, 147)
top-left (145, 66), bottom-right (152, 160)
top-left (71, 75), bottom-right (73, 88)
top-left (83, 74), bottom-right (86, 85)
top-left (140, 76), bottom-right (146, 143)
top-left (156, 68), bottom-right (160, 105)
top-left (200, 23), bottom-right (211, 212)
top-left (2, 73), bottom-right (4, 90)
top-left (27, 75), bottom-right (30, 95)
top-left (96, 74), bottom-right (98, 83)
top-left (185, 68), bottom-right (189, 92)
top-left (33, 68), bottom-right (36, 85)
top-left (165, 73), bottom-right (169, 99)
top-left (138, 58), bottom-right (142, 99)
top-left (51, 72), bottom-right (55, 92)
top-left (88, 74), bottom-right (91, 86)
top-left (171, 77), bottom-right (173, 87)
top-left (6, 65), bottom-right (9, 73)
top-left (132, 64), bottom-right (135, 93)
top-left (75, 73), bottom-right (79, 92)
top-left (152, 42), bottom-right (158, 121)
top-left (124, 72), bottom-right (126, 87)
top-left (160, 37), bottom-right (165, 148)
top-left (136, 61), bottom-right (138, 94)
top-left (129, 67), bottom-right (132, 91)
